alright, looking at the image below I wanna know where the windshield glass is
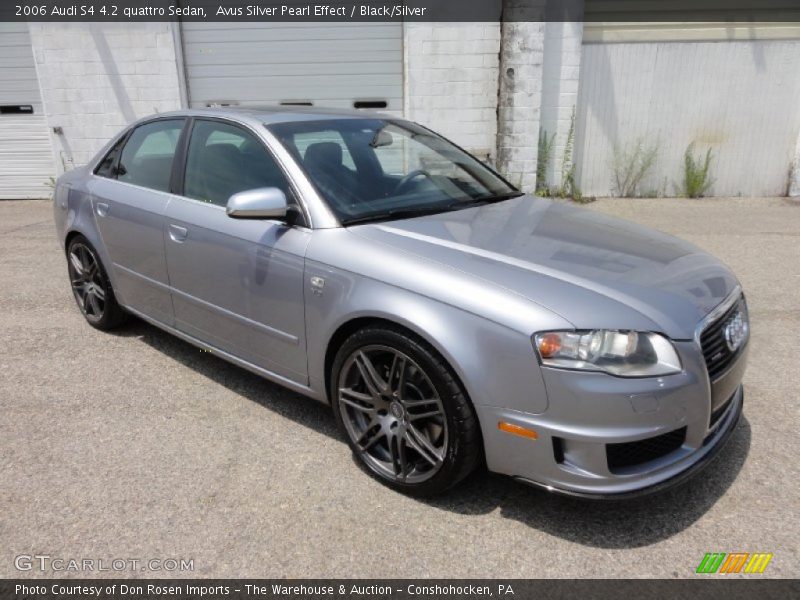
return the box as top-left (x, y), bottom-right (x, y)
top-left (267, 118), bottom-right (519, 225)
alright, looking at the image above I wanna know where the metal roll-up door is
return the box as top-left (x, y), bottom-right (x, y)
top-left (0, 23), bottom-right (54, 199)
top-left (180, 22), bottom-right (403, 112)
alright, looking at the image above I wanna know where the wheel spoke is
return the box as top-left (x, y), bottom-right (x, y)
top-left (355, 351), bottom-right (387, 397)
top-left (405, 424), bottom-right (443, 466)
top-left (389, 433), bottom-right (409, 480)
top-left (79, 246), bottom-right (91, 272)
top-left (74, 285), bottom-right (86, 309)
top-left (69, 252), bottom-right (84, 276)
top-left (80, 287), bottom-right (91, 311)
top-left (92, 285), bottom-right (106, 301)
top-left (388, 354), bottom-right (407, 397)
top-left (408, 409), bottom-right (442, 421)
top-left (403, 397), bottom-right (440, 408)
top-left (88, 292), bottom-right (102, 316)
top-left (339, 387), bottom-right (376, 413)
top-left (356, 421), bottom-right (384, 451)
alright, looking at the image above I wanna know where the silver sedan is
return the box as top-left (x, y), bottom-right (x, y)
top-left (53, 108), bottom-right (749, 497)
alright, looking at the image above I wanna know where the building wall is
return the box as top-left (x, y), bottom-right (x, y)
top-left (575, 38), bottom-right (800, 197)
top-left (539, 21), bottom-right (583, 191)
top-left (403, 22), bottom-right (501, 162)
top-left (496, 20), bottom-right (545, 191)
top-left (28, 22), bottom-right (183, 172)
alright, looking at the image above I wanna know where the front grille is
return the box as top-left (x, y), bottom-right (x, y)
top-left (700, 296), bottom-right (747, 380)
top-left (607, 427), bottom-right (687, 473)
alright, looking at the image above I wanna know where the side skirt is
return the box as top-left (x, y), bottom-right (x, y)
top-left (123, 305), bottom-right (328, 404)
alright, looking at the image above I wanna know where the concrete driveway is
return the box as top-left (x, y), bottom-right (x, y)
top-left (1, 197), bottom-right (797, 578)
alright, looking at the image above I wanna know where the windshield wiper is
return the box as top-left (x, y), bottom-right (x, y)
top-left (341, 192), bottom-right (525, 226)
top-left (474, 191), bottom-right (525, 203)
top-left (341, 204), bottom-right (463, 226)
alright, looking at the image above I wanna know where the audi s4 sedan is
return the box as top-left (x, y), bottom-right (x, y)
top-left (53, 107), bottom-right (749, 497)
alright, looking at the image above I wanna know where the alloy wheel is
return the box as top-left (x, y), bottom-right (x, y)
top-left (337, 345), bottom-right (448, 484)
top-left (68, 242), bottom-right (106, 322)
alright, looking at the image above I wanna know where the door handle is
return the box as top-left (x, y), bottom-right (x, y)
top-left (96, 202), bottom-right (109, 217)
top-left (168, 224), bottom-right (188, 242)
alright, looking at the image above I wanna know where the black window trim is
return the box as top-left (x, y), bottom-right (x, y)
top-left (174, 115), bottom-right (309, 228)
top-left (93, 116), bottom-right (189, 193)
top-left (93, 130), bottom-right (130, 179)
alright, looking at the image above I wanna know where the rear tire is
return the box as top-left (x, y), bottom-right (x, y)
top-left (66, 235), bottom-right (128, 330)
top-left (331, 325), bottom-right (481, 496)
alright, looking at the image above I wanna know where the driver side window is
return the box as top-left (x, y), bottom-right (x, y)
top-left (183, 120), bottom-right (292, 207)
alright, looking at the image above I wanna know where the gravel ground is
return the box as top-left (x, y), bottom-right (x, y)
top-left (1, 196), bottom-right (798, 579)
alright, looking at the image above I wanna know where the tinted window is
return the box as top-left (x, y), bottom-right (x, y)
top-left (293, 130), bottom-right (356, 170)
top-left (184, 120), bottom-right (292, 207)
top-left (268, 119), bottom-right (517, 224)
top-left (117, 119), bottom-right (184, 192)
top-left (94, 137), bottom-right (126, 178)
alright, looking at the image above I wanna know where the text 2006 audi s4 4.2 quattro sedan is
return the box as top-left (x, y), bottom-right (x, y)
top-left (53, 107), bottom-right (749, 498)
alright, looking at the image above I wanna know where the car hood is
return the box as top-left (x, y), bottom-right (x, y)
top-left (349, 196), bottom-right (739, 339)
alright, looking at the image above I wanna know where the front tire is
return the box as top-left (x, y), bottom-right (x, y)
top-left (330, 325), bottom-right (481, 496)
top-left (66, 235), bottom-right (127, 330)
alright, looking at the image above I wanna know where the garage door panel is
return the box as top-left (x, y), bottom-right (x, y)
top-left (188, 62), bottom-right (402, 78)
top-left (185, 50), bottom-right (402, 68)
top-left (0, 33), bottom-right (32, 47)
top-left (184, 40), bottom-right (401, 61)
top-left (187, 25), bottom-right (401, 43)
top-left (189, 73), bottom-right (402, 92)
top-left (0, 24), bottom-right (54, 199)
top-left (182, 22), bottom-right (403, 111)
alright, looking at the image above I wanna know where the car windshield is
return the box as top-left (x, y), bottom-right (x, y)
top-left (267, 118), bottom-right (520, 225)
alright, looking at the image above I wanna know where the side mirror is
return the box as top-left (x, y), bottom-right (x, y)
top-left (226, 187), bottom-right (288, 219)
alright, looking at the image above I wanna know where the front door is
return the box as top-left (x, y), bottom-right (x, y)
top-left (164, 118), bottom-right (310, 384)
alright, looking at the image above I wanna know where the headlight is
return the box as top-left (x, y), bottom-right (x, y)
top-left (533, 330), bottom-right (682, 377)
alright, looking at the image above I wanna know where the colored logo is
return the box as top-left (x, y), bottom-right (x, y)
top-left (696, 552), bottom-right (773, 574)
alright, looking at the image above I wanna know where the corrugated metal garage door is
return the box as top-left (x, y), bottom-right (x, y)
top-left (0, 23), bottom-right (54, 199)
top-left (575, 21), bottom-right (800, 197)
top-left (180, 22), bottom-right (403, 112)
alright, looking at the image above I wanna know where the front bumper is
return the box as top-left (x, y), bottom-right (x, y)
top-left (478, 339), bottom-right (747, 498)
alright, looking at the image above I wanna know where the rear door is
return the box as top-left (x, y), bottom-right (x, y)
top-left (163, 117), bottom-right (310, 384)
top-left (89, 118), bottom-right (186, 326)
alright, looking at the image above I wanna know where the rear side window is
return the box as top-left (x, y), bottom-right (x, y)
top-left (117, 119), bottom-right (184, 193)
top-left (94, 137), bottom-right (126, 178)
top-left (183, 120), bottom-right (291, 207)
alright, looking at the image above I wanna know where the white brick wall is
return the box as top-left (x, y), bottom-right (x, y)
top-left (403, 23), bottom-right (501, 162)
top-left (539, 21), bottom-right (583, 190)
top-left (29, 23), bottom-right (182, 172)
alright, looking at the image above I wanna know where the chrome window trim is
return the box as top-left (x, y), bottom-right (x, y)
top-left (693, 284), bottom-right (745, 353)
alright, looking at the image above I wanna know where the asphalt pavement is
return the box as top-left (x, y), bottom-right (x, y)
top-left (1, 196), bottom-right (797, 578)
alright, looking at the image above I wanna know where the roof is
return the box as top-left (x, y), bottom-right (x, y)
top-left (165, 105), bottom-right (394, 124)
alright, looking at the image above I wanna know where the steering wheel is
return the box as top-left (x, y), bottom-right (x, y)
top-left (392, 169), bottom-right (433, 195)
